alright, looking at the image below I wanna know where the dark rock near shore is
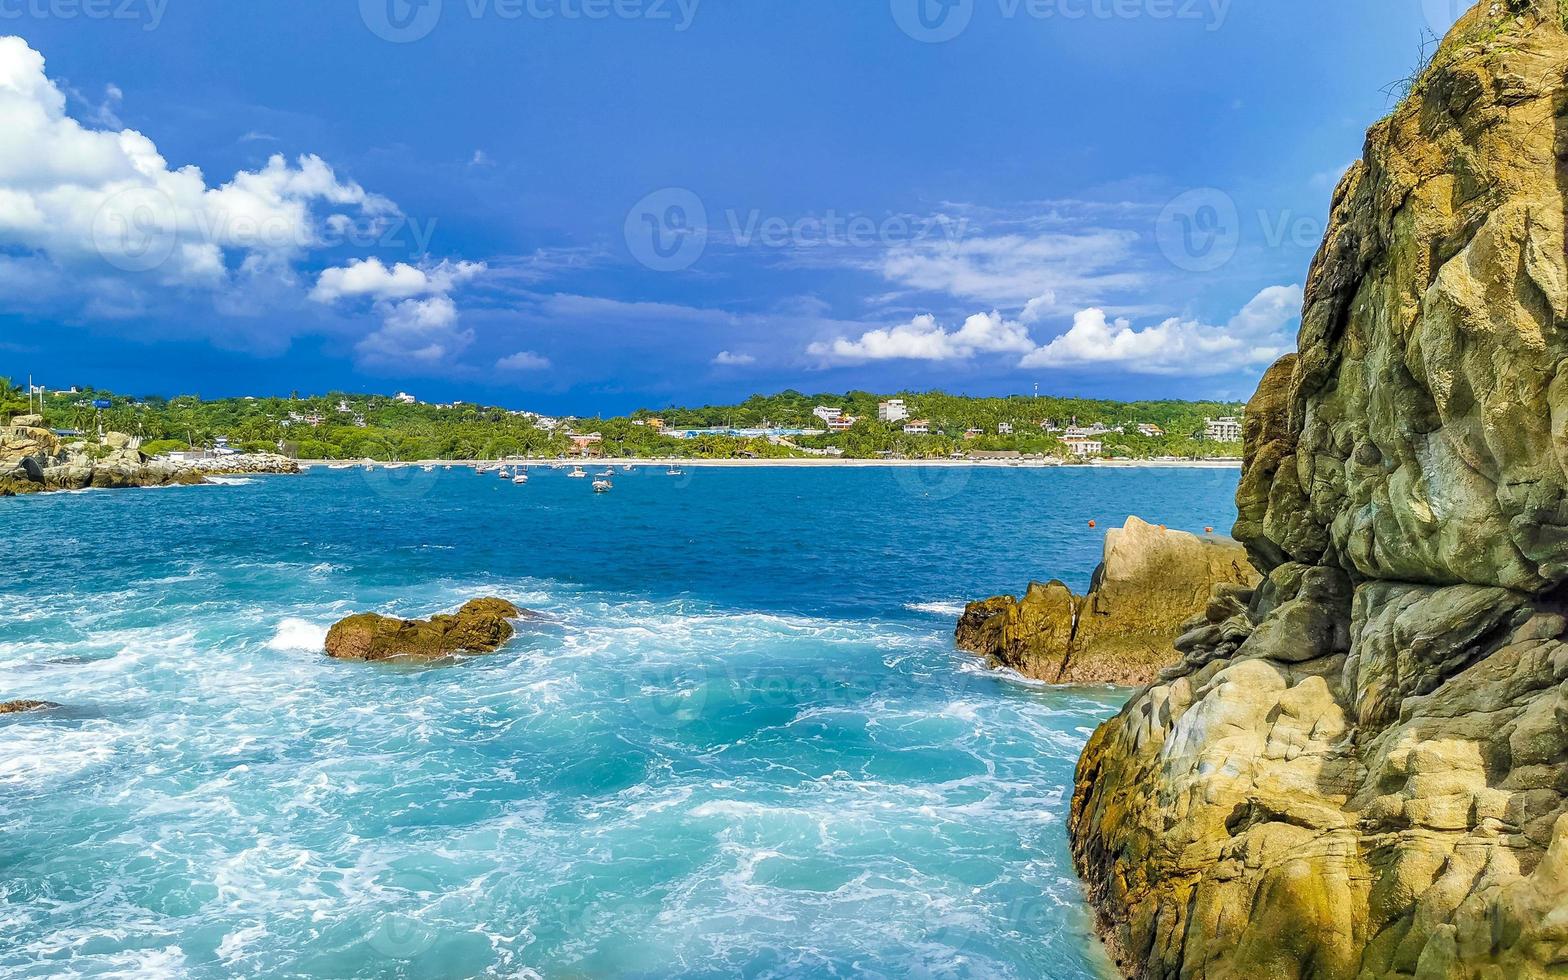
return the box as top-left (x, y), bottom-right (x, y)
top-left (0, 426), bottom-right (298, 497)
top-left (324, 598), bottom-right (525, 663)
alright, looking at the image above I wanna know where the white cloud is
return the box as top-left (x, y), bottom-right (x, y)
top-left (878, 230), bottom-right (1142, 307)
top-left (497, 350), bottom-right (551, 371)
top-left (0, 37), bottom-right (395, 288)
top-left (311, 258), bottom-right (485, 365)
top-left (1020, 285), bottom-right (1302, 376)
top-left (713, 350), bottom-right (755, 365)
top-left (807, 296), bottom-right (1047, 364)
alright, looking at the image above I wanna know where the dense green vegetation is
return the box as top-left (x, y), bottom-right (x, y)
top-left (2, 379), bottom-right (1245, 461)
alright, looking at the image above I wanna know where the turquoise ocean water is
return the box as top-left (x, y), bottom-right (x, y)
top-left (0, 465), bottom-right (1240, 978)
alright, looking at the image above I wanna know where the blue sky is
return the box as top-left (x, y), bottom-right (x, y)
top-left (0, 0), bottom-right (1457, 414)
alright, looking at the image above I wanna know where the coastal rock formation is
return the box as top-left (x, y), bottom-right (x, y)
top-left (1070, 5), bottom-right (1568, 977)
top-left (324, 598), bottom-right (525, 663)
top-left (0, 700), bottom-right (60, 715)
top-left (957, 518), bottom-right (1258, 686)
top-left (0, 426), bottom-right (299, 496)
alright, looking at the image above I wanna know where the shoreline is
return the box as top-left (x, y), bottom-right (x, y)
top-left (297, 457), bottom-right (1242, 471)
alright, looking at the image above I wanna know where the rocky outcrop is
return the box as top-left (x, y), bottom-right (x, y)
top-left (0, 427), bottom-right (299, 496)
top-left (0, 700), bottom-right (60, 715)
top-left (957, 518), bottom-right (1259, 686)
top-left (324, 598), bottom-right (525, 663)
top-left (1069, 5), bottom-right (1568, 977)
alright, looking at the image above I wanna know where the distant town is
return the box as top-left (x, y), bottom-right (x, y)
top-left (2, 377), bottom-right (1247, 462)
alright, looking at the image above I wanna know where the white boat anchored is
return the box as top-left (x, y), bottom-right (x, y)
top-left (568, 467), bottom-right (587, 479)
top-left (593, 479), bottom-right (613, 493)
top-left (512, 470), bottom-right (529, 485)
top-left (667, 466), bottom-right (685, 476)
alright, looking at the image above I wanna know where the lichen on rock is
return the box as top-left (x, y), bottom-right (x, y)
top-left (1069, 4), bottom-right (1568, 976)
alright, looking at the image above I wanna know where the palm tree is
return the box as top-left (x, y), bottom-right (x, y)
top-left (0, 377), bottom-right (26, 422)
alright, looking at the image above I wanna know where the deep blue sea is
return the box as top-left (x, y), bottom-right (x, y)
top-left (0, 465), bottom-right (1241, 979)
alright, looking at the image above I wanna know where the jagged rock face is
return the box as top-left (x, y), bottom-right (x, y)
top-left (957, 518), bottom-right (1258, 686)
top-left (324, 598), bottom-right (525, 663)
top-left (0, 429), bottom-right (299, 496)
top-left (1069, 5), bottom-right (1568, 978)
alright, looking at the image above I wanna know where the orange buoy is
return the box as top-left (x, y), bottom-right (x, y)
top-left (1088, 520), bottom-right (1097, 529)
top-left (1205, 526), bottom-right (1215, 534)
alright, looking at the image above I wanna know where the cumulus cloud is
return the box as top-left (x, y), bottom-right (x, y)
top-left (0, 36), bottom-right (395, 290)
top-left (496, 350), bottom-right (551, 371)
top-left (712, 350), bottom-right (756, 365)
top-left (1020, 285), bottom-right (1302, 375)
top-left (310, 258), bottom-right (485, 364)
top-left (807, 299), bottom-right (1045, 363)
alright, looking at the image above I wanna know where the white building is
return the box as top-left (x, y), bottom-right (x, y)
top-left (827, 415), bottom-right (858, 432)
top-left (394, 392), bottom-right (418, 405)
top-left (813, 406), bottom-right (843, 425)
top-left (1137, 423), bottom-right (1165, 437)
top-left (878, 399), bottom-right (909, 424)
top-left (998, 422), bottom-right (1013, 435)
top-left (1063, 436), bottom-right (1102, 457)
top-left (903, 420), bottom-right (931, 435)
top-left (1205, 417), bottom-right (1242, 442)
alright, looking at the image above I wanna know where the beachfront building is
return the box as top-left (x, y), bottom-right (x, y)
top-left (998, 422), bottom-right (1013, 435)
top-left (1205, 416), bottom-right (1242, 442)
top-left (903, 420), bottom-right (931, 435)
top-left (963, 428), bottom-right (984, 440)
top-left (1063, 436), bottom-right (1102, 457)
top-left (568, 433), bottom-right (604, 456)
top-left (813, 406), bottom-right (843, 425)
top-left (213, 436), bottom-right (238, 457)
top-left (1137, 423), bottom-right (1165, 437)
top-left (878, 399), bottom-right (909, 424)
top-left (827, 415), bottom-right (858, 432)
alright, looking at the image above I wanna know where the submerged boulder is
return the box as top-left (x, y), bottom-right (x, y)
top-left (957, 518), bottom-right (1258, 686)
top-left (1070, 5), bottom-right (1568, 977)
top-left (324, 598), bottom-right (524, 663)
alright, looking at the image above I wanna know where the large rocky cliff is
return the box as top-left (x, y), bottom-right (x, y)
top-left (1069, 4), bottom-right (1568, 977)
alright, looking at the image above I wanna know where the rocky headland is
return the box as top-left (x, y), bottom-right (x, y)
top-left (0, 700), bottom-right (60, 715)
top-left (0, 417), bottom-right (298, 496)
top-left (324, 598), bottom-right (526, 663)
top-left (957, 517), bottom-right (1259, 686)
top-left (1069, 4), bottom-right (1568, 977)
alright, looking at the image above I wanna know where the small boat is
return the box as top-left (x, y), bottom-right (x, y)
top-left (622, 464), bottom-right (634, 473)
top-left (512, 471), bottom-right (529, 485)
top-left (666, 466), bottom-right (685, 476)
top-left (362, 461), bottom-right (375, 471)
top-left (498, 468), bottom-right (512, 479)
top-left (386, 463), bottom-right (406, 471)
top-left (444, 465), bottom-right (453, 471)
top-left (328, 463), bottom-right (352, 470)
top-left (549, 461), bottom-right (564, 470)
top-left (599, 468), bottom-right (615, 478)
top-left (422, 465), bottom-right (436, 473)
top-left (593, 479), bottom-right (613, 493)
top-left (568, 467), bottom-right (587, 479)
